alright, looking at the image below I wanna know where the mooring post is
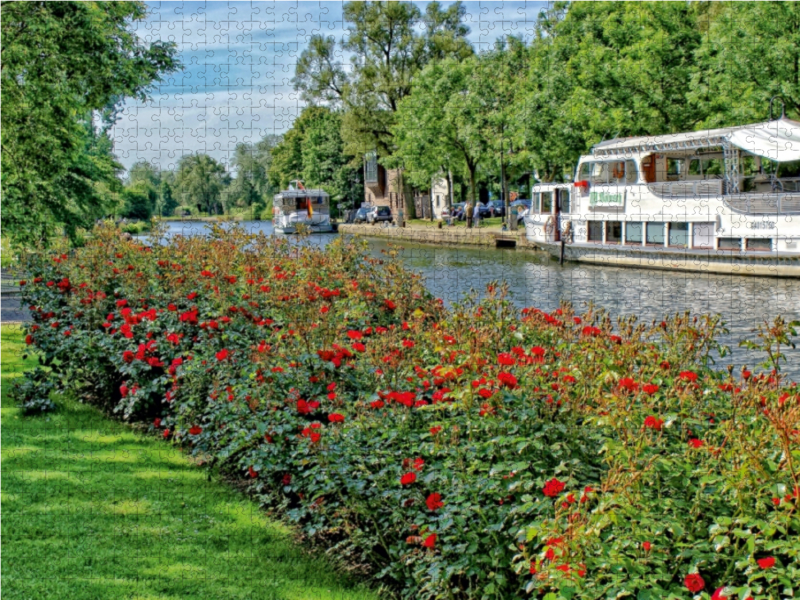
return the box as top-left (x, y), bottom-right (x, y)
top-left (559, 240), bottom-right (565, 265)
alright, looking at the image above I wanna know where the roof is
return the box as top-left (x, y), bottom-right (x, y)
top-left (591, 118), bottom-right (800, 162)
top-left (275, 189), bottom-right (329, 198)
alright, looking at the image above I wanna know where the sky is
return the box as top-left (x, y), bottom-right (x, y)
top-left (112, 1), bottom-right (548, 173)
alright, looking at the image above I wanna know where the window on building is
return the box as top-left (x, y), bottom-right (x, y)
top-left (668, 222), bottom-right (689, 247)
top-left (746, 238), bottom-right (772, 251)
top-left (625, 222), bottom-right (643, 244)
top-left (365, 151), bottom-right (379, 183)
top-left (436, 195), bottom-right (441, 207)
top-left (718, 237), bottom-right (741, 251)
top-left (606, 221), bottom-right (622, 243)
top-left (587, 220), bottom-right (603, 242)
top-left (646, 222), bottom-right (665, 245)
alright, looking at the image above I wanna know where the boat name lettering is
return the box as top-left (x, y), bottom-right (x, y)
top-left (747, 221), bottom-right (776, 230)
top-left (589, 191), bottom-right (624, 207)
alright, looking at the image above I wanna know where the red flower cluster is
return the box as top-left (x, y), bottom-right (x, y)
top-left (543, 477), bottom-right (565, 497)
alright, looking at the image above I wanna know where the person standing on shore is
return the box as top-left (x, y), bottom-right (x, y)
top-left (465, 201), bottom-right (474, 228)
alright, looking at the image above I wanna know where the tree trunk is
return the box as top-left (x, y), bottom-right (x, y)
top-left (400, 169), bottom-right (415, 226)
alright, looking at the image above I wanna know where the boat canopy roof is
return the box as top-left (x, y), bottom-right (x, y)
top-left (275, 189), bottom-right (329, 199)
top-left (591, 118), bottom-right (800, 162)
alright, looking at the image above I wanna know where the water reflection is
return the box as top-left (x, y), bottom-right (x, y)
top-left (140, 221), bottom-right (800, 380)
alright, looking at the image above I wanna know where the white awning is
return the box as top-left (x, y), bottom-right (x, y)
top-left (592, 118), bottom-right (800, 162)
top-left (728, 119), bottom-right (800, 163)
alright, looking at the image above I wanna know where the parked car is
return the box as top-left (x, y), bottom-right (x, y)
top-left (353, 206), bottom-right (370, 224)
top-left (367, 205), bottom-right (392, 224)
top-left (487, 200), bottom-right (506, 218)
top-left (475, 202), bottom-right (493, 219)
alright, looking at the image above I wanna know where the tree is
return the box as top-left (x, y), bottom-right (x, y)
top-left (392, 57), bottom-right (487, 206)
top-left (689, 2), bottom-right (800, 126)
top-left (1, 1), bottom-right (179, 247)
top-left (121, 180), bottom-right (157, 220)
top-left (174, 154), bottom-right (230, 215)
top-left (269, 107), bottom-right (362, 217)
top-left (229, 136), bottom-right (280, 217)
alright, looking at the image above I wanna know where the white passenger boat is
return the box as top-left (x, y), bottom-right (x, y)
top-left (273, 181), bottom-right (333, 234)
top-left (524, 118), bottom-right (800, 277)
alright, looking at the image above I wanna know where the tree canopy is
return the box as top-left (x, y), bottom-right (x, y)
top-left (1, 1), bottom-right (179, 247)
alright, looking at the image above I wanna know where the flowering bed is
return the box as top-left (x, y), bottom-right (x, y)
top-left (15, 223), bottom-right (800, 600)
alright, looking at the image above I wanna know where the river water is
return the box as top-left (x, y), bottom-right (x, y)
top-left (144, 220), bottom-right (800, 380)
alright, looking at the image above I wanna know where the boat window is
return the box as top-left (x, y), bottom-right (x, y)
top-left (532, 193), bottom-right (541, 213)
top-left (667, 158), bottom-right (684, 181)
top-left (688, 159), bottom-right (702, 176)
top-left (701, 157), bottom-right (724, 177)
top-left (626, 222), bottom-right (643, 243)
top-left (610, 161), bottom-right (626, 183)
top-left (578, 163), bottom-right (592, 181)
top-left (559, 189), bottom-right (570, 213)
top-left (606, 221), bottom-right (622, 243)
top-left (718, 237), bottom-right (741, 251)
top-left (296, 197), bottom-right (308, 210)
top-left (591, 163), bottom-right (609, 184)
top-left (625, 160), bottom-right (638, 183)
top-left (587, 221), bottom-right (603, 242)
top-left (746, 238), bottom-right (772, 251)
top-left (541, 192), bottom-right (553, 214)
top-left (668, 222), bottom-right (689, 247)
top-left (646, 222), bottom-right (665, 245)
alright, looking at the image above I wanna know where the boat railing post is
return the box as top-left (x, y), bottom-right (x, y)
top-left (559, 240), bottom-right (565, 265)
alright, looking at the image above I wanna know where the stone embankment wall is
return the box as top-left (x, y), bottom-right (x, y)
top-left (338, 224), bottom-right (538, 249)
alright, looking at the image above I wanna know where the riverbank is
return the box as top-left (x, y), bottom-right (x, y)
top-left (339, 221), bottom-right (536, 249)
top-left (0, 325), bottom-right (378, 600)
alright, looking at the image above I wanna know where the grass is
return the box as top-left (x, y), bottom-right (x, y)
top-left (407, 217), bottom-right (506, 231)
top-left (1, 325), bottom-right (379, 600)
top-left (2, 237), bottom-right (17, 268)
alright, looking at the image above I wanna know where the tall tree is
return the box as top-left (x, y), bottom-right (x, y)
top-left (392, 57), bottom-right (488, 206)
top-left (689, 1), bottom-right (800, 126)
top-left (229, 135), bottom-right (280, 217)
top-left (174, 154), bottom-right (230, 215)
top-left (1, 1), bottom-right (179, 247)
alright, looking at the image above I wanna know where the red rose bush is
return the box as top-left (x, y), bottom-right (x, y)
top-left (14, 222), bottom-right (800, 599)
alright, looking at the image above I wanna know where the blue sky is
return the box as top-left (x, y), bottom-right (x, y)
top-left (112, 1), bottom-right (547, 172)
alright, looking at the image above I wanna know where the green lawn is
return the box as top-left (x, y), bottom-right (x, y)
top-left (1, 326), bottom-right (379, 600)
top-left (407, 217), bottom-right (506, 231)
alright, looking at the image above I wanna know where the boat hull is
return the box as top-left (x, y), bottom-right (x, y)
top-left (274, 214), bottom-right (333, 234)
top-left (538, 241), bottom-right (800, 278)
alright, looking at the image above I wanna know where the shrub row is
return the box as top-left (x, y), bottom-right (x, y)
top-left (15, 223), bottom-right (800, 600)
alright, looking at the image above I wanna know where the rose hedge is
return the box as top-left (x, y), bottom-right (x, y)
top-left (15, 223), bottom-right (800, 600)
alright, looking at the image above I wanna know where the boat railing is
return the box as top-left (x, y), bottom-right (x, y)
top-left (646, 180), bottom-right (723, 197)
top-left (723, 193), bottom-right (800, 215)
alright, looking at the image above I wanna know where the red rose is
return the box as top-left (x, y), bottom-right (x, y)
top-left (644, 416), bottom-right (664, 431)
top-left (711, 587), bottom-right (728, 600)
top-left (688, 438), bottom-right (704, 448)
top-left (426, 493), bottom-right (443, 511)
top-left (328, 413), bottom-right (345, 423)
top-left (684, 573), bottom-right (705, 593)
top-left (400, 472), bottom-right (416, 486)
top-left (163, 429), bottom-right (170, 438)
top-left (430, 426), bottom-right (442, 435)
top-left (422, 533), bottom-right (436, 549)
top-left (215, 349), bottom-right (229, 361)
top-left (282, 473), bottom-right (292, 486)
top-left (497, 353), bottom-right (516, 366)
top-left (643, 383), bottom-right (659, 395)
top-left (543, 477), bottom-right (565, 497)
top-left (153, 418), bottom-right (161, 428)
top-left (618, 377), bottom-right (638, 392)
top-left (498, 372), bottom-right (518, 389)
top-left (188, 425), bottom-right (202, 435)
top-left (678, 371), bottom-right (698, 382)
top-left (248, 466), bottom-right (258, 479)
top-left (346, 330), bottom-right (363, 340)
top-left (757, 557), bottom-right (775, 569)
top-left (643, 541), bottom-right (652, 552)
top-left (384, 299), bottom-right (396, 310)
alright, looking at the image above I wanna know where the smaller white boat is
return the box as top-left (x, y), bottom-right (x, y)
top-left (273, 181), bottom-right (333, 234)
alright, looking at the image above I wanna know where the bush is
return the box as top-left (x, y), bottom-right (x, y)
top-left (17, 222), bottom-right (800, 600)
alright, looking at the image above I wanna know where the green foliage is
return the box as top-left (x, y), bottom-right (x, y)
top-left (120, 180), bottom-right (158, 220)
top-left (1, 326), bottom-right (379, 600)
top-left (174, 154), bottom-right (231, 215)
top-left (1, 1), bottom-right (179, 248)
top-left (270, 107), bottom-right (362, 217)
top-left (17, 226), bottom-right (800, 599)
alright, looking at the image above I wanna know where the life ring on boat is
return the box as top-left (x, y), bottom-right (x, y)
top-left (544, 216), bottom-right (556, 235)
top-left (562, 220), bottom-right (572, 241)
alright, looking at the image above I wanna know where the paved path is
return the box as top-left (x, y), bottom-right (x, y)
top-left (1, 268), bottom-right (30, 324)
